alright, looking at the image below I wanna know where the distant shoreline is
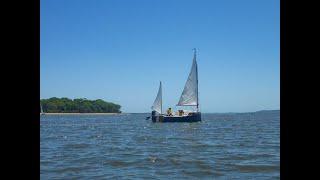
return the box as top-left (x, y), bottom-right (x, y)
top-left (40, 110), bottom-right (279, 115)
top-left (41, 113), bottom-right (121, 115)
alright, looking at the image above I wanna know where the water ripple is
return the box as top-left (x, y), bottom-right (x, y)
top-left (41, 111), bottom-right (280, 179)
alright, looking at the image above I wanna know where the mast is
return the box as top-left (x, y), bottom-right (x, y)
top-left (160, 81), bottom-right (162, 114)
top-left (193, 48), bottom-right (199, 112)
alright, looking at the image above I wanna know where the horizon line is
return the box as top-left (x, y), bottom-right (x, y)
top-left (122, 109), bottom-right (280, 114)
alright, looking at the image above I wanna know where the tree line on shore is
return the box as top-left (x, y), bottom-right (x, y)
top-left (40, 97), bottom-right (121, 113)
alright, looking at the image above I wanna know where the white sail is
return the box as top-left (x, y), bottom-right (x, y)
top-left (40, 104), bottom-right (44, 113)
top-left (151, 81), bottom-right (162, 114)
top-left (177, 50), bottom-right (198, 107)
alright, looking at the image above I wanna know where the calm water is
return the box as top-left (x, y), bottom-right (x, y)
top-left (40, 111), bottom-right (279, 179)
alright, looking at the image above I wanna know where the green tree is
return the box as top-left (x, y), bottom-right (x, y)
top-left (40, 97), bottom-right (121, 113)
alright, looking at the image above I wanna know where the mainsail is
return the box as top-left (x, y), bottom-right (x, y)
top-left (151, 81), bottom-right (162, 114)
top-left (177, 49), bottom-right (198, 108)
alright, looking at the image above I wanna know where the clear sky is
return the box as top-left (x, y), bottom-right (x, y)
top-left (40, 0), bottom-right (279, 113)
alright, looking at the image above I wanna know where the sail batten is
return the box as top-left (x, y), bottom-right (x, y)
top-left (151, 81), bottom-right (162, 114)
top-left (177, 50), bottom-right (198, 107)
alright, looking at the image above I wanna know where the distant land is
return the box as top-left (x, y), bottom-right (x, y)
top-left (40, 97), bottom-right (121, 113)
top-left (255, 110), bottom-right (279, 113)
top-left (208, 110), bottom-right (280, 114)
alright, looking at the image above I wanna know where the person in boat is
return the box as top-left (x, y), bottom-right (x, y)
top-left (178, 110), bottom-right (184, 116)
top-left (166, 108), bottom-right (173, 116)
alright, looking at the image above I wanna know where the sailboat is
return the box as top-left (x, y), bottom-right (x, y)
top-left (150, 49), bottom-right (201, 122)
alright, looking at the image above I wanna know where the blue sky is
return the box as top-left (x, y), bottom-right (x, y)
top-left (40, 0), bottom-right (279, 113)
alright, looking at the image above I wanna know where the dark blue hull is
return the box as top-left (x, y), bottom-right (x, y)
top-left (152, 112), bottom-right (201, 123)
